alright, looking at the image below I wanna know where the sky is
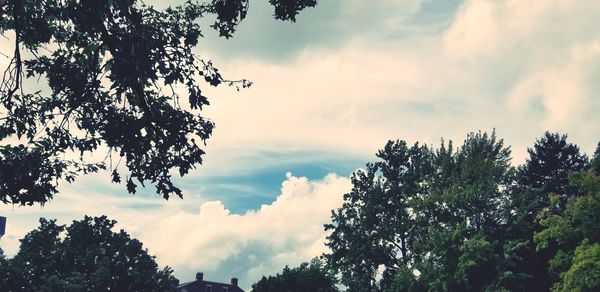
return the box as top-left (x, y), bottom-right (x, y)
top-left (2, 0), bottom-right (600, 290)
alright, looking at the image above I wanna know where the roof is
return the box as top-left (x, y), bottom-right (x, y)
top-left (177, 279), bottom-right (245, 292)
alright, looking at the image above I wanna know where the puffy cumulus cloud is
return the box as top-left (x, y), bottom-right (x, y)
top-left (141, 173), bottom-right (351, 289)
top-left (0, 172), bottom-right (351, 290)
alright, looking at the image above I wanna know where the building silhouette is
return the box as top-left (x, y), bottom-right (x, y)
top-left (177, 272), bottom-right (244, 292)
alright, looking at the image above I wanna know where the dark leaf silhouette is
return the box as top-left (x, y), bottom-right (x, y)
top-left (0, 0), bottom-right (316, 204)
top-left (0, 216), bottom-right (178, 291)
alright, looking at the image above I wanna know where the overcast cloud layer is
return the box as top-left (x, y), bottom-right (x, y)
top-left (1, 0), bottom-right (600, 290)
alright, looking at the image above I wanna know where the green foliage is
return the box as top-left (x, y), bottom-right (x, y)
top-left (323, 131), bottom-right (600, 292)
top-left (382, 265), bottom-right (420, 292)
top-left (557, 240), bottom-right (600, 292)
top-left (251, 258), bottom-right (338, 292)
top-left (592, 142), bottom-right (600, 175)
top-left (0, 216), bottom-right (178, 291)
top-left (451, 131), bottom-right (513, 231)
top-left (324, 139), bottom-right (431, 291)
top-left (412, 131), bottom-right (518, 292)
top-left (455, 234), bottom-right (499, 289)
top-left (518, 132), bottom-right (589, 209)
top-left (535, 171), bottom-right (600, 250)
top-left (534, 171), bottom-right (600, 291)
top-left (324, 131), bottom-right (525, 291)
top-left (0, 0), bottom-right (317, 205)
top-left (500, 132), bottom-right (591, 291)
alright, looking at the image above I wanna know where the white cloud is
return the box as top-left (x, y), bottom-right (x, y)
top-left (508, 41), bottom-right (600, 129)
top-left (445, 0), bottom-right (600, 133)
top-left (0, 173), bottom-right (352, 290)
top-left (2, 0), bottom-right (600, 290)
top-left (444, 0), bottom-right (598, 59)
top-left (142, 173), bottom-right (351, 288)
top-left (195, 0), bottom-right (600, 164)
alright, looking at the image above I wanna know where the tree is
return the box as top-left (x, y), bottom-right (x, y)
top-left (592, 142), bottom-right (600, 175)
top-left (534, 171), bottom-right (600, 291)
top-left (449, 131), bottom-right (513, 233)
top-left (0, 0), bottom-right (317, 205)
top-left (518, 132), bottom-right (589, 210)
top-left (509, 132), bottom-right (589, 290)
top-left (557, 240), bottom-right (600, 292)
top-left (324, 140), bottom-right (432, 291)
top-left (324, 131), bottom-right (528, 291)
top-left (412, 131), bottom-right (519, 292)
top-left (322, 131), bottom-right (597, 291)
top-left (0, 215), bottom-right (178, 291)
top-left (251, 259), bottom-right (338, 292)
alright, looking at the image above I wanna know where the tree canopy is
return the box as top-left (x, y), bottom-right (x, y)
top-left (0, 215), bottom-right (178, 291)
top-left (592, 142), bottom-right (600, 175)
top-left (518, 132), bottom-right (589, 210)
top-left (324, 131), bottom-right (600, 292)
top-left (251, 258), bottom-right (338, 292)
top-left (534, 171), bottom-right (600, 292)
top-left (0, 0), bottom-right (318, 205)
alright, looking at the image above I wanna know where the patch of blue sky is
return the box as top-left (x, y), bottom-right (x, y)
top-left (67, 149), bottom-right (368, 214)
top-left (175, 150), bottom-right (368, 213)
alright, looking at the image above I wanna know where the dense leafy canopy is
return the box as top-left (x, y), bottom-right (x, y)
top-left (0, 0), bottom-right (317, 205)
top-left (324, 131), bottom-right (600, 292)
top-left (534, 171), bottom-right (600, 291)
top-left (518, 132), bottom-right (589, 209)
top-left (0, 215), bottom-right (178, 291)
top-left (592, 142), bottom-right (600, 175)
top-left (251, 259), bottom-right (338, 292)
top-left (507, 132), bottom-right (591, 290)
top-left (324, 139), bottom-right (431, 289)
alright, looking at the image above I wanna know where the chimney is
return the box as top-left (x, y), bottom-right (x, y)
top-left (231, 277), bottom-right (238, 287)
top-left (196, 272), bottom-right (203, 282)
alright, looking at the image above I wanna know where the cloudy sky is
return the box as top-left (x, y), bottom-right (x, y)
top-left (2, 0), bottom-right (600, 290)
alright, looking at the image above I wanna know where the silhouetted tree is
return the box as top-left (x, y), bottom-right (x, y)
top-left (251, 259), bottom-right (337, 292)
top-left (412, 131), bottom-right (519, 292)
top-left (0, 216), bottom-right (178, 291)
top-left (324, 140), bottom-right (431, 291)
top-left (509, 132), bottom-right (590, 290)
top-left (325, 131), bottom-right (525, 291)
top-left (592, 142), bottom-right (600, 175)
top-left (0, 0), bottom-right (317, 205)
top-left (518, 132), bottom-right (589, 209)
